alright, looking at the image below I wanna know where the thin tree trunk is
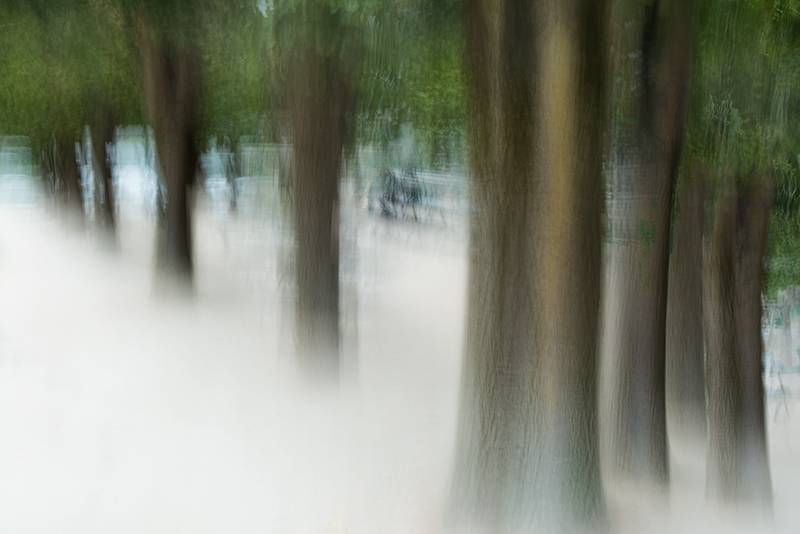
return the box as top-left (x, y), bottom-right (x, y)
top-left (278, 140), bottom-right (295, 287)
top-left (55, 134), bottom-right (84, 227)
top-left (666, 160), bottom-right (707, 443)
top-left (704, 175), bottom-right (772, 505)
top-left (40, 156), bottom-right (55, 212)
top-left (780, 288), bottom-right (794, 368)
top-left (91, 106), bottom-right (117, 248)
top-left (140, 35), bottom-right (202, 289)
top-left (290, 44), bottom-right (353, 379)
top-left (606, 0), bottom-right (696, 486)
top-left (450, 0), bottom-right (608, 530)
top-left (223, 142), bottom-right (238, 214)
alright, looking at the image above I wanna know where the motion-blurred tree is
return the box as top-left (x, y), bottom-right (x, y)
top-left (271, 0), bottom-right (445, 378)
top-left (124, 0), bottom-right (205, 290)
top-left (269, 0), bottom-right (366, 378)
top-left (449, 0), bottom-right (608, 530)
top-left (684, 0), bottom-right (792, 505)
top-left (604, 0), bottom-right (697, 487)
top-left (83, 0), bottom-right (143, 247)
top-left (665, 158), bottom-right (707, 442)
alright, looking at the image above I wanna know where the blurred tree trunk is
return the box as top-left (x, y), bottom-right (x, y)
top-left (91, 106), bottom-right (117, 248)
top-left (289, 9), bottom-right (356, 378)
top-left (226, 151), bottom-right (238, 214)
top-left (780, 287), bottom-right (794, 368)
top-left (607, 0), bottom-right (696, 486)
top-left (278, 140), bottom-right (295, 287)
top-left (219, 137), bottom-right (238, 214)
top-left (40, 154), bottom-right (55, 212)
top-left (704, 175), bottom-right (772, 504)
top-left (140, 35), bottom-right (202, 289)
top-left (55, 133), bottom-right (84, 227)
top-left (449, 0), bottom-right (608, 530)
top-left (666, 160), bottom-right (707, 442)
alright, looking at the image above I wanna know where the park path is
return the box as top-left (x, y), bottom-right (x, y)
top-left (0, 203), bottom-right (799, 533)
top-left (0, 206), bottom-right (466, 534)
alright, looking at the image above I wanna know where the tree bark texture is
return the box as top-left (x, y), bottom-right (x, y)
top-left (704, 176), bottom-right (772, 505)
top-left (605, 0), bottom-right (696, 486)
top-left (140, 34), bottom-right (202, 287)
top-left (449, 0), bottom-right (608, 531)
top-left (291, 43), bottom-right (354, 379)
top-left (666, 160), bottom-right (707, 442)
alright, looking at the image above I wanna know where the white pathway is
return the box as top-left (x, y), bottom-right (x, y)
top-left (0, 203), bottom-right (797, 533)
top-left (0, 205), bottom-right (466, 533)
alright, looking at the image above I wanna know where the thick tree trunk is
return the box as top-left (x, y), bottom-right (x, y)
top-left (666, 160), bottom-right (707, 443)
top-left (140, 36), bottom-right (202, 289)
top-left (449, 0), bottom-right (608, 530)
top-left (290, 46), bottom-right (353, 379)
top-left (606, 0), bottom-right (696, 486)
top-left (704, 176), bottom-right (772, 505)
top-left (91, 107), bottom-right (117, 248)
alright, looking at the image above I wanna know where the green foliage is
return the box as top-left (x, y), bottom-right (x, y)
top-left (0, 0), bottom-right (468, 173)
top-left (402, 0), bottom-right (465, 169)
top-left (0, 0), bottom-right (142, 155)
top-left (269, 0), bottom-right (370, 90)
top-left (0, 8), bottom-right (49, 142)
top-left (679, 0), bottom-right (800, 295)
top-left (82, 0), bottom-right (143, 126)
top-left (198, 1), bottom-right (267, 143)
top-left (351, 0), bottom-right (465, 169)
top-left (766, 210), bottom-right (800, 297)
top-left (260, 0), bottom-right (466, 168)
top-left (120, 0), bottom-right (203, 44)
top-left (687, 0), bottom-right (773, 169)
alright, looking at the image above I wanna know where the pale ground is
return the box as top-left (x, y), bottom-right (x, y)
top-left (0, 186), bottom-right (798, 533)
